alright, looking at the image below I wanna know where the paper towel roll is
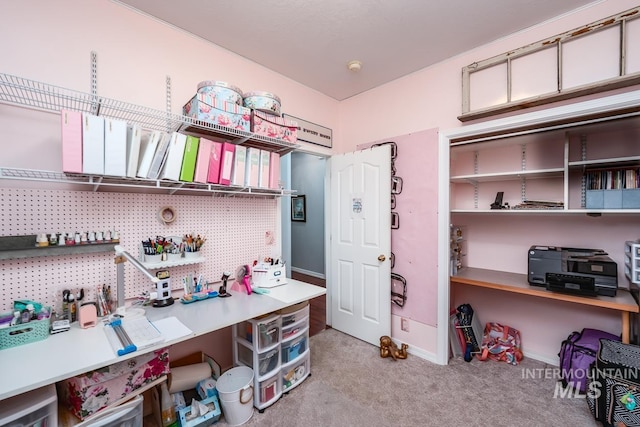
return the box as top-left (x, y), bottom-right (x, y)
top-left (169, 362), bottom-right (212, 393)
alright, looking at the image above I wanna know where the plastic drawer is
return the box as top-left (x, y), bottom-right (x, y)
top-left (282, 350), bottom-right (310, 392)
top-left (281, 316), bottom-right (309, 341)
top-left (0, 384), bottom-right (57, 427)
top-left (282, 331), bottom-right (308, 364)
top-left (281, 304), bottom-right (309, 328)
top-left (256, 317), bottom-right (280, 350)
top-left (235, 340), bottom-right (253, 368)
top-left (258, 372), bottom-right (281, 406)
top-left (257, 347), bottom-right (280, 377)
top-left (76, 395), bottom-right (143, 427)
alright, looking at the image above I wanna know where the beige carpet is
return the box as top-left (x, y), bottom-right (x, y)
top-left (214, 328), bottom-right (597, 426)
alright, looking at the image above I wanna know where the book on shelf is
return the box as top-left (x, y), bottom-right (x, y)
top-left (82, 113), bottom-right (105, 175)
top-left (232, 145), bottom-right (247, 186)
top-left (104, 118), bottom-right (128, 177)
top-left (245, 147), bottom-right (260, 187)
top-left (136, 130), bottom-right (162, 178)
top-left (207, 141), bottom-right (223, 184)
top-left (160, 132), bottom-right (187, 181)
top-left (179, 135), bottom-right (200, 182)
top-left (193, 137), bottom-right (213, 184)
top-left (147, 132), bottom-right (171, 180)
top-left (219, 142), bottom-right (236, 186)
top-left (269, 152), bottom-right (281, 190)
top-left (258, 149), bottom-right (271, 188)
top-left (126, 124), bottom-right (143, 178)
top-left (585, 167), bottom-right (639, 190)
top-left (61, 110), bottom-right (83, 174)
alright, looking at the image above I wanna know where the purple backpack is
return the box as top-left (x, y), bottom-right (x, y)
top-left (559, 328), bottom-right (620, 393)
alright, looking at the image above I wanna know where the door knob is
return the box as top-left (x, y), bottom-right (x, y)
top-left (378, 255), bottom-right (386, 262)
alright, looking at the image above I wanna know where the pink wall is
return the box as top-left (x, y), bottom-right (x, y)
top-left (2, 0), bottom-right (639, 364)
top-left (337, 0), bottom-right (640, 360)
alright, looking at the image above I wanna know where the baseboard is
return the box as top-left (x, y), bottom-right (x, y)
top-left (291, 267), bottom-right (325, 280)
top-left (522, 350), bottom-right (559, 366)
top-left (390, 338), bottom-right (439, 364)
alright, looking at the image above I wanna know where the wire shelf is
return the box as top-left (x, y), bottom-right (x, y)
top-left (0, 167), bottom-right (293, 198)
top-left (0, 73), bottom-right (299, 155)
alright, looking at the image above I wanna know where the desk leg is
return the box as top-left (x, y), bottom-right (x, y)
top-left (622, 311), bottom-right (630, 344)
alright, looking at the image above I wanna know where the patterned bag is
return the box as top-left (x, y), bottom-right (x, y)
top-left (587, 339), bottom-right (640, 426)
top-left (477, 322), bottom-right (523, 365)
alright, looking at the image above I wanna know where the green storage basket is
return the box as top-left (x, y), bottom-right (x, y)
top-left (0, 307), bottom-right (51, 350)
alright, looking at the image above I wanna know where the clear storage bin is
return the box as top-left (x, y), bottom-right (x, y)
top-left (0, 384), bottom-right (57, 427)
top-left (281, 316), bottom-right (309, 341)
top-left (258, 372), bottom-right (281, 406)
top-left (257, 347), bottom-right (280, 377)
top-left (282, 331), bottom-right (308, 363)
top-left (281, 304), bottom-right (309, 328)
top-left (282, 350), bottom-right (310, 392)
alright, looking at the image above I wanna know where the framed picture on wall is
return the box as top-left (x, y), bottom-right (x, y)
top-left (291, 195), bottom-right (306, 222)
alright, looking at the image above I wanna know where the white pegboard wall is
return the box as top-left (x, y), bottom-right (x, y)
top-left (0, 188), bottom-right (279, 314)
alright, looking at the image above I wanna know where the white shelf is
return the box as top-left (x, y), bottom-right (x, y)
top-left (568, 155), bottom-right (640, 169)
top-left (0, 73), bottom-right (299, 155)
top-left (450, 168), bottom-right (564, 184)
top-left (0, 167), bottom-right (293, 197)
top-left (0, 72), bottom-right (300, 197)
top-left (140, 255), bottom-right (205, 270)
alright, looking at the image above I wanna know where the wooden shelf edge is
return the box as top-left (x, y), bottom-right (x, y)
top-left (451, 267), bottom-right (639, 312)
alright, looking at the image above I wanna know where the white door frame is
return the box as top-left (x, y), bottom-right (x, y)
top-left (437, 89), bottom-right (640, 365)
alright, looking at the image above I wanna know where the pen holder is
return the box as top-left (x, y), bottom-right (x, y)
top-left (184, 251), bottom-right (201, 260)
top-left (145, 254), bottom-right (162, 264)
top-left (79, 303), bottom-right (97, 329)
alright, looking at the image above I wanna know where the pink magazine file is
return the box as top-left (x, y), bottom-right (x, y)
top-left (269, 152), bottom-right (281, 190)
top-left (219, 142), bottom-right (236, 186)
top-left (194, 138), bottom-right (212, 183)
top-left (61, 110), bottom-right (83, 173)
top-left (207, 141), bottom-right (223, 184)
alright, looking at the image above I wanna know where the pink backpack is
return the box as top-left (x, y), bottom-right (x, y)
top-left (477, 322), bottom-right (523, 365)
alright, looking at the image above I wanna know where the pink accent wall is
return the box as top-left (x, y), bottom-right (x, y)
top-left (337, 0), bottom-right (640, 359)
top-left (2, 0), bottom-right (639, 363)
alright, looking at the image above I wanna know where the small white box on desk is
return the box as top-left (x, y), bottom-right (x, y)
top-left (252, 263), bottom-right (287, 288)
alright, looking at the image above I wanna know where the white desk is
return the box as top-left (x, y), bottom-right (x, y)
top-left (0, 279), bottom-right (326, 401)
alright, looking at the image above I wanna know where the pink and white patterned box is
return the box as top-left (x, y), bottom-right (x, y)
top-left (250, 110), bottom-right (297, 143)
top-left (183, 93), bottom-right (251, 133)
top-left (58, 347), bottom-right (170, 420)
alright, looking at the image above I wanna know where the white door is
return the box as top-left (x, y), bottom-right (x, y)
top-left (329, 145), bottom-right (391, 346)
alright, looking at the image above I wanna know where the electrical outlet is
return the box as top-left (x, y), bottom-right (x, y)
top-left (401, 317), bottom-right (409, 332)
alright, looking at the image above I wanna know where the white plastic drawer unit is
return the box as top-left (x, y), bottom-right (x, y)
top-left (0, 384), bottom-right (57, 427)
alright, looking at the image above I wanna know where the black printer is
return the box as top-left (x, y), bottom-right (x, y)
top-left (528, 245), bottom-right (618, 297)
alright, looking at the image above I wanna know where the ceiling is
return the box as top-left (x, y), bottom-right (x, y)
top-left (115, 0), bottom-right (601, 101)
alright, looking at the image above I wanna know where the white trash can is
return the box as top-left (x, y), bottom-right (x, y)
top-left (216, 366), bottom-right (254, 426)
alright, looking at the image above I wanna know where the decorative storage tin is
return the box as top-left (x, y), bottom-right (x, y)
top-left (197, 80), bottom-right (243, 105)
top-left (251, 110), bottom-right (297, 143)
top-left (243, 91), bottom-right (281, 115)
top-left (58, 347), bottom-right (170, 420)
top-left (183, 93), bottom-right (251, 133)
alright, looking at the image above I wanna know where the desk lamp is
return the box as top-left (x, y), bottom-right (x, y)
top-left (114, 245), bottom-right (174, 311)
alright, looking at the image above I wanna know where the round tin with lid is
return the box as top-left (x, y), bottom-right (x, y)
top-left (197, 80), bottom-right (243, 105)
top-left (242, 91), bottom-right (282, 115)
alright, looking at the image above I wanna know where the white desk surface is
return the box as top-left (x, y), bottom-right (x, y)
top-left (0, 279), bottom-right (326, 401)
